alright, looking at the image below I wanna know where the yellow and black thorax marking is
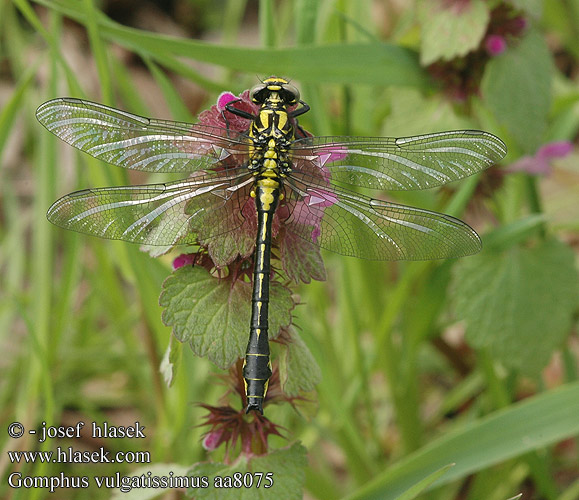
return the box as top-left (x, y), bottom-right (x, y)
top-left (248, 79), bottom-right (296, 182)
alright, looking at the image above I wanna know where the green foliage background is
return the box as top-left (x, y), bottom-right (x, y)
top-left (0, 1), bottom-right (578, 499)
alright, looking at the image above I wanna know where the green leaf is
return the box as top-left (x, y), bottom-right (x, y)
top-left (481, 214), bottom-right (548, 251)
top-left (418, 0), bottom-right (490, 65)
top-left (160, 266), bottom-right (294, 369)
top-left (345, 382), bottom-right (579, 499)
top-left (0, 62), bottom-right (37, 152)
top-left (481, 31), bottom-right (554, 153)
top-left (278, 327), bottom-right (322, 397)
top-left (451, 238), bottom-right (578, 375)
top-left (507, 0), bottom-right (543, 18)
top-left (396, 464), bottom-right (455, 500)
top-left (280, 230), bottom-right (326, 283)
top-left (560, 479), bottom-right (579, 500)
top-left (204, 227), bottom-right (255, 268)
top-left (382, 88), bottom-right (474, 138)
top-left (188, 442), bottom-right (307, 499)
top-left (160, 336), bottom-right (182, 387)
top-left (34, 0), bottom-right (429, 87)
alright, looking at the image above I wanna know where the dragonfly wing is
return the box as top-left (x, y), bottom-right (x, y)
top-left (47, 170), bottom-right (253, 246)
top-left (291, 130), bottom-right (506, 191)
top-left (36, 98), bottom-right (250, 173)
top-left (284, 179), bottom-right (481, 261)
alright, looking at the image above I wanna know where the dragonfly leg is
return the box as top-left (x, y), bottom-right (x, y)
top-left (225, 100), bottom-right (256, 120)
top-left (290, 101), bottom-right (310, 138)
top-left (289, 101), bottom-right (310, 118)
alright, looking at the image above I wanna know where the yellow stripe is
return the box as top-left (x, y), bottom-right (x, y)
top-left (258, 186), bottom-right (275, 210)
top-left (259, 110), bottom-right (271, 125)
top-left (277, 112), bottom-right (288, 130)
top-left (260, 215), bottom-right (267, 241)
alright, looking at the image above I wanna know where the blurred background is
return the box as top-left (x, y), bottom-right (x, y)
top-left (0, 1), bottom-right (578, 499)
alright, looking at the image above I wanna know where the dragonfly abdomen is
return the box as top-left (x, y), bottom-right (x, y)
top-left (243, 176), bottom-right (282, 414)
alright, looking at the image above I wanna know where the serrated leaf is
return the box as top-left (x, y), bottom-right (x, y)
top-left (278, 327), bottom-right (322, 397)
top-left (419, 0), bottom-right (490, 65)
top-left (205, 227), bottom-right (255, 268)
top-left (451, 238), bottom-right (578, 374)
top-left (160, 266), bottom-right (294, 369)
top-left (188, 442), bottom-right (307, 499)
top-left (481, 30), bottom-right (554, 153)
top-left (280, 230), bottom-right (326, 283)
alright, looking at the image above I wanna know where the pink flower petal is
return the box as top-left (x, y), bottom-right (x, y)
top-left (509, 156), bottom-right (550, 175)
top-left (202, 428), bottom-right (226, 451)
top-left (217, 92), bottom-right (238, 111)
top-left (485, 35), bottom-right (507, 56)
top-left (172, 253), bottom-right (196, 270)
top-left (507, 141), bottom-right (572, 176)
top-left (306, 188), bottom-right (337, 208)
top-left (512, 16), bottom-right (528, 31)
top-left (311, 226), bottom-right (321, 244)
top-left (536, 141), bottom-right (573, 160)
top-left (316, 146), bottom-right (348, 166)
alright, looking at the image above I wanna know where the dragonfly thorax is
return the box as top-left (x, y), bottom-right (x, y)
top-left (248, 100), bottom-right (295, 179)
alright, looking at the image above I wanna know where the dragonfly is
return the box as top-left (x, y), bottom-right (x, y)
top-left (37, 77), bottom-right (506, 414)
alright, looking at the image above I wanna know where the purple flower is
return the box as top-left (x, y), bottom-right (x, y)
top-left (197, 89), bottom-right (258, 133)
top-left (216, 92), bottom-right (238, 111)
top-left (315, 145), bottom-right (349, 167)
top-left (485, 34), bottom-right (507, 56)
top-left (511, 16), bottom-right (527, 32)
top-left (202, 427), bottom-right (228, 451)
top-left (172, 253), bottom-right (196, 270)
top-left (305, 188), bottom-right (338, 209)
top-left (284, 188), bottom-right (337, 244)
top-left (508, 141), bottom-right (573, 176)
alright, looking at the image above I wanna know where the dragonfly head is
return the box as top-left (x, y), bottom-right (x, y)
top-left (250, 77), bottom-right (300, 107)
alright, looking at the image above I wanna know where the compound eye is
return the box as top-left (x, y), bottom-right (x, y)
top-left (282, 83), bottom-right (300, 104)
top-left (250, 84), bottom-right (267, 103)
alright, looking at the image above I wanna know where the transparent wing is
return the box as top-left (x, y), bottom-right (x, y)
top-left (47, 169), bottom-right (254, 246)
top-left (36, 98), bottom-right (250, 173)
top-left (283, 177), bottom-right (481, 261)
top-left (290, 130), bottom-right (507, 191)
